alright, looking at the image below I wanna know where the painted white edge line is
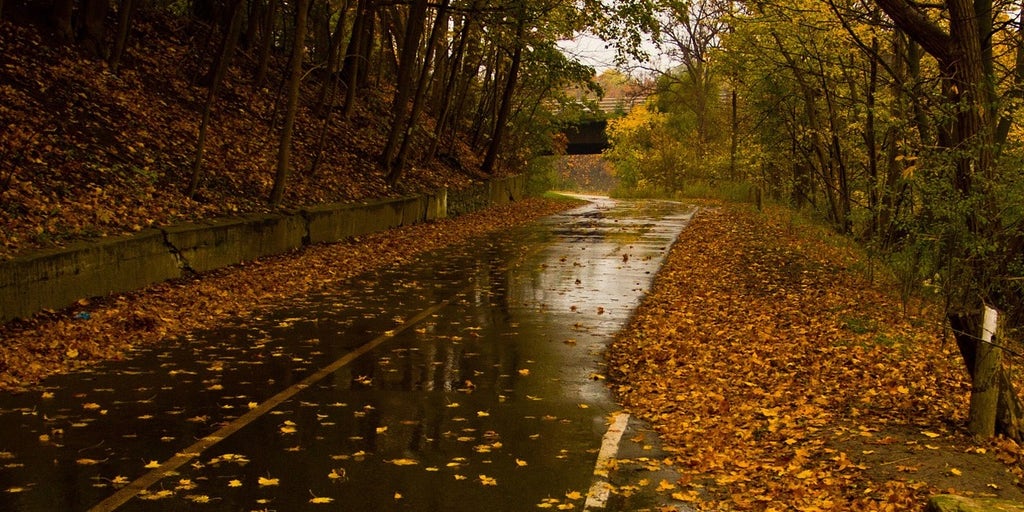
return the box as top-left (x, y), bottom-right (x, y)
top-left (584, 411), bottom-right (630, 510)
top-left (88, 296), bottom-right (456, 512)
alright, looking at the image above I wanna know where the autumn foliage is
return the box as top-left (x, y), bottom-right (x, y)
top-left (609, 203), bottom-right (1024, 509)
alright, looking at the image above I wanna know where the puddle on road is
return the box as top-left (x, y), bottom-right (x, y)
top-left (0, 197), bottom-right (694, 511)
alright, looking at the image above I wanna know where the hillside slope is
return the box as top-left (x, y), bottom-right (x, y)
top-left (0, 10), bottom-right (497, 260)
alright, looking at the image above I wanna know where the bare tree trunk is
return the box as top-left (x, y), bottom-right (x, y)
top-left (109, 0), bottom-right (136, 74)
top-left (427, 1), bottom-right (477, 161)
top-left (269, 0), bottom-right (310, 207)
top-left (341, 0), bottom-right (370, 118)
top-left (314, 1), bottom-right (349, 113)
top-left (968, 307), bottom-right (1002, 437)
top-left (951, 309), bottom-right (1023, 439)
top-left (390, 0), bottom-right (450, 183)
top-left (254, 0), bottom-right (277, 88)
top-left (52, 0), bottom-right (74, 41)
top-left (79, 0), bottom-right (108, 57)
top-left (481, 10), bottom-right (525, 174)
top-left (187, 0), bottom-right (246, 199)
top-left (381, 0), bottom-right (427, 174)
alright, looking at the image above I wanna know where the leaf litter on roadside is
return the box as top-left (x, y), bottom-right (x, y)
top-left (607, 203), bottom-right (1020, 509)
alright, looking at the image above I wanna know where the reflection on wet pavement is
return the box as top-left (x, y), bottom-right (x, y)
top-left (0, 196), bottom-right (694, 511)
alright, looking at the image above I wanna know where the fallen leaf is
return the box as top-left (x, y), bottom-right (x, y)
top-left (387, 458), bottom-right (419, 466)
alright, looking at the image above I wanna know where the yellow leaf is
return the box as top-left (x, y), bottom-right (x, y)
top-left (922, 431), bottom-right (941, 438)
top-left (258, 477), bottom-right (279, 486)
top-left (228, 480), bottom-right (242, 487)
top-left (478, 474), bottom-right (497, 486)
top-left (795, 469), bottom-right (814, 479)
top-left (515, 459), bottom-right (528, 467)
top-left (76, 459), bottom-right (101, 465)
top-left (387, 458), bottom-right (419, 466)
top-left (656, 479), bottom-right (676, 491)
top-left (950, 468), bottom-right (962, 476)
top-left (518, 369), bottom-right (530, 376)
top-left (565, 490), bottom-right (583, 500)
top-left (310, 497), bottom-right (334, 504)
top-left (394, 492), bottom-right (402, 500)
top-left (143, 460), bottom-right (161, 469)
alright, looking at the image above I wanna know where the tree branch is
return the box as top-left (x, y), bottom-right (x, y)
top-left (873, 0), bottom-right (952, 63)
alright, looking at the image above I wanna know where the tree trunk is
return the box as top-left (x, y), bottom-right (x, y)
top-left (79, 0), bottom-right (109, 57)
top-left (108, 0), bottom-right (136, 74)
top-left (254, 0), bottom-right (277, 88)
top-left (390, 0), bottom-right (450, 183)
top-left (950, 309), bottom-right (1023, 439)
top-left (481, 14), bottom-right (525, 175)
top-left (52, 0), bottom-right (74, 42)
top-left (186, 0), bottom-right (246, 199)
top-left (269, 0), bottom-right (309, 207)
top-left (967, 306), bottom-right (1002, 437)
top-left (381, 0), bottom-right (427, 174)
top-left (729, 89), bottom-right (738, 180)
top-left (341, 0), bottom-right (369, 118)
top-left (314, 1), bottom-right (349, 113)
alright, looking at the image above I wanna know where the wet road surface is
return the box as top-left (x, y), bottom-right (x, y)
top-left (0, 197), bottom-right (695, 511)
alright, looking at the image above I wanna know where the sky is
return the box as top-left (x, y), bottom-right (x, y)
top-left (557, 32), bottom-right (672, 77)
top-left (556, 34), bottom-right (620, 72)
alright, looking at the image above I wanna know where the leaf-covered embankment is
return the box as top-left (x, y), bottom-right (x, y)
top-left (608, 203), bottom-right (1024, 509)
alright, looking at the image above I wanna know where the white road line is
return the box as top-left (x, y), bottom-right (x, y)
top-left (584, 411), bottom-right (630, 510)
top-left (88, 295), bottom-right (456, 512)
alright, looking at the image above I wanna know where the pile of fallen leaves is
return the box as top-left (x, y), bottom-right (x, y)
top-left (0, 11), bottom-right (491, 260)
top-left (0, 197), bottom-right (581, 391)
top-left (608, 202), bottom-right (1024, 510)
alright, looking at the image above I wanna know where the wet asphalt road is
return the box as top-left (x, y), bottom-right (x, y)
top-left (0, 197), bottom-right (695, 511)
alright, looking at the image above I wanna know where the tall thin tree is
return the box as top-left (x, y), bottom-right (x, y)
top-left (269, 0), bottom-right (311, 207)
top-left (186, 0), bottom-right (247, 199)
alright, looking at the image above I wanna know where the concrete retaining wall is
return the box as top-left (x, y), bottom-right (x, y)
top-left (448, 175), bottom-right (525, 217)
top-left (0, 177), bottom-right (522, 323)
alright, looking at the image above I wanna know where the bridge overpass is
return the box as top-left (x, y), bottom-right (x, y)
top-left (561, 95), bottom-right (647, 155)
